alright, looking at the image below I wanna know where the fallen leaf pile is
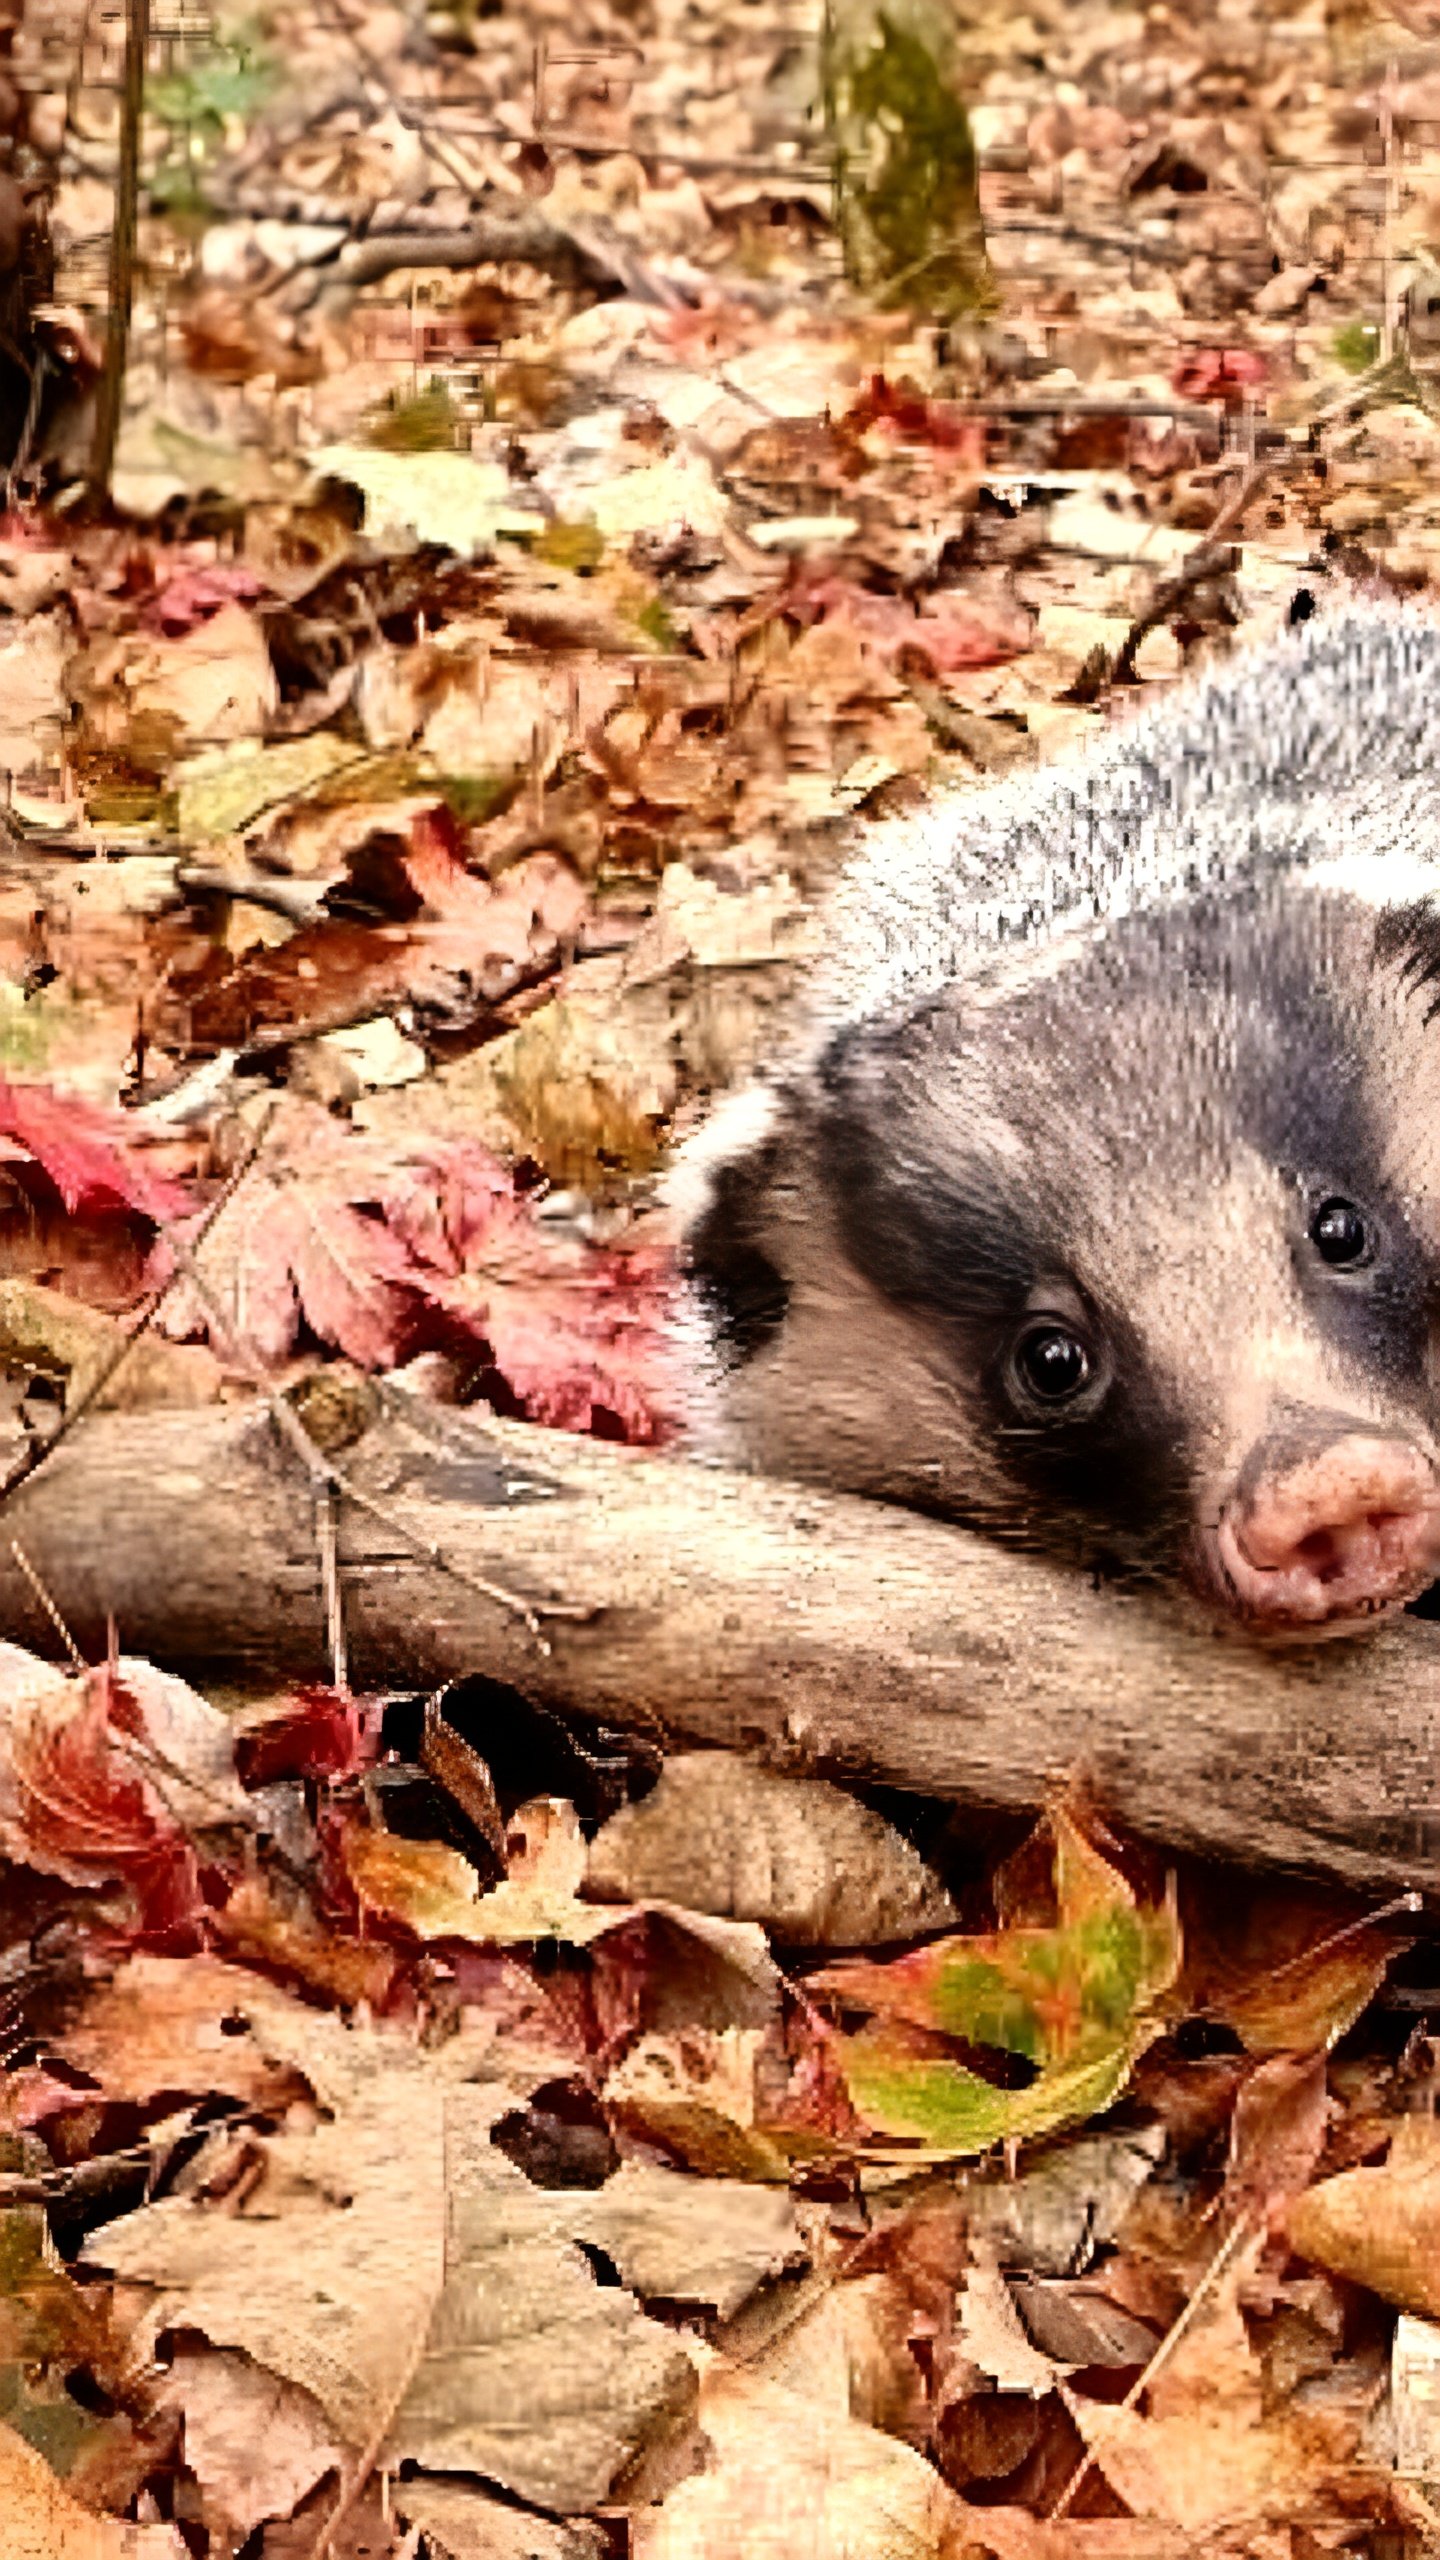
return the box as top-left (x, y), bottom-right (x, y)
top-left (0, 1665), bottom-right (1427, 2559)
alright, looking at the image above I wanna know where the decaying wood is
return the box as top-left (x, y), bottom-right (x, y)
top-left (0, 1393), bottom-right (1433, 1896)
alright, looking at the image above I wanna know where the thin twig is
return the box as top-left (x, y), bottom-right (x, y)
top-left (0, 1105), bottom-right (278, 1510)
top-left (9, 1540), bottom-right (83, 1668)
top-left (1049, 2216), bottom-right (1255, 2521)
top-left (957, 393), bottom-right (1254, 430)
top-left (86, 0), bottom-right (150, 509)
top-left (1105, 349), bottom-right (1417, 688)
top-left (438, 110), bottom-right (830, 183)
top-left (317, 1484), bottom-right (348, 1693)
top-left (1381, 56), bottom-right (1399, 365)
top-left (986, 210), bottom-right (1189, 266)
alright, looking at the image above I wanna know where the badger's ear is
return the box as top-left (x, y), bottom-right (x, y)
top-left (811, 989), bottom-right (962, 1171)
top-left (814, 986), bottom-right (960, 1111)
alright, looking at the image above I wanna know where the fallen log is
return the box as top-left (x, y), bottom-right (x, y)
top-left (0, 1393), bottom-right (1433, 1896)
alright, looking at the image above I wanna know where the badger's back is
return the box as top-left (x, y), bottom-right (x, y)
top-left (805, 600), bottom-right (1440, 1044)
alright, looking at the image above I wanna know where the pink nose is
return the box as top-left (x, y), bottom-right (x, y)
top-left (1215, 1435), bottom-right (1440, 1633)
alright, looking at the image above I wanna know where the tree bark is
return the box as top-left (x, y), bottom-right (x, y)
top-left (0, 1394), bottom-right (1433, 1896)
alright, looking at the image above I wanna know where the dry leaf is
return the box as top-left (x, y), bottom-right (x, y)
top-left (631, 2356), bottom-right (975, 2560)
top-left (956, 2245), bottom-right (1066, 2397)
top-left (1287, 2114), bottom-right (1440, 2318)
top-left (1061, 2234), bottom-right (1378, 2531)
top-left (105, 602), bottom-right (278, 749)
top-left (567, 2159), bottom-right (804, 2317)
top-left (84, 2000), bottom-right (695, 2512)
top-left (587, 1753), bottom-right (957, 1946)
top-left (153, 2340), bottom-right (340, 2540)
top-left (395, 2476), bottom-right (606, 2560)
top-left (0, 2420), bottom-right (185, 2559)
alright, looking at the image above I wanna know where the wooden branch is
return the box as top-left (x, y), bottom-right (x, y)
top-left (0, 1395), bottom-right (1434, 1896)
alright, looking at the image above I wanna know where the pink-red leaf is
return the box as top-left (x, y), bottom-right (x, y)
top-left (0, 1078), bottom-right (191, 1223)
top-left (232, 1180), bottom-right (427, 1368)
top-left (384, 1141), bottom-right (680, 1440)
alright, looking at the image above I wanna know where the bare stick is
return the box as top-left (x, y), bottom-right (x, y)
top-left (1050, 2221), bottom-right (1257, 2520)
top-left (87, 0), bottom-right (150, 509)
top-left (9, 1539), bottom-right (82, 1669)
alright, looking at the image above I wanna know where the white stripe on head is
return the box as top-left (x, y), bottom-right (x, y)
top-left (664, 1080), bottom-right (782, 1238)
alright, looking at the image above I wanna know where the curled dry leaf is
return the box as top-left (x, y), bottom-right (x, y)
top-left (1286, 2114), bottom-right (1440, 2319)
top-left (605, 2021), bottom-right (845, 2183)
top-left (232, 1684), bottom-right (383, 1789)
top-left (567, 2159), bottom-right (805, 2318)
top-left (342, 1820), bottom-right (629, 1947)
top-left (211, 1872), bottom-right (401, 2013)
top-left (586, 1752), bottom-right (958, 1946)
top-left (1004, 2274), bottom-right (1159, 2372)
top-left (956, 2243), bottom-right (1066, 2397)
top-left (395, 2477), bottom-right (606, 2560)
top-left (0, 1648), bottom-right (246, 1927)
top-left (964, 2127), bottom-right (1167, 2276)
top-left (1221, 2048), bottom-right (1331, 2229)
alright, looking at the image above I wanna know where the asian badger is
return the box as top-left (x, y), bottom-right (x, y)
top-left (674, 597), bottom-right (1440, 1638)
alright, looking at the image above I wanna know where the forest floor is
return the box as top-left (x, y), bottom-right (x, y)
top-left (0, 0), bottom-right (1435, 2553)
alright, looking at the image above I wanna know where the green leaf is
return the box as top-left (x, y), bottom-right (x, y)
top-left (840, 2021), bottom-right (1157, 2152)
top-left (817, 1807), bottom-right (1180, 2157)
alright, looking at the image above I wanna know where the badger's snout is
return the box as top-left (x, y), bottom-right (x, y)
top-left (1207, 1431), bottom-right (1440, 1635)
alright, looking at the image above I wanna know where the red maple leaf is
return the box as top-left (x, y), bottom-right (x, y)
top-left (7, 1663), bottom-right (205, 1939)
top-left (384, 1141), bottom-right (682, 1442)
top-left (230, 1176), bottom-right (428, 1368)
top-left (843, 373), bottom-right (987, 459)
top-left (0, 1078), bottom-right (191, 1224)
top-left (233, 1685), bottom-right (384, 1788)
top-left (183, 1111), bottom-right (678, 1438)
top-left (1170, 347), bottom-right (1268, 406)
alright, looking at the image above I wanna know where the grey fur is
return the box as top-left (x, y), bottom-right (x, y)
top-left (802, 599), bottom-right (1440, 1039)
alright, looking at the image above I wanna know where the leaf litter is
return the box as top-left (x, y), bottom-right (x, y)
top-left (0, 0), bottom-right (1437, 2545)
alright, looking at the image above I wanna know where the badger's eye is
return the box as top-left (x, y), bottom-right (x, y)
top-left (1311, 1197), bottom-right (1370, 1268)
top-left (1014, 1324), bottom-right (1091, 1403)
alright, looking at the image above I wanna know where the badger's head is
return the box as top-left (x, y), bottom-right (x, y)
top-left (678, 886), bottom-right (1440, 1640)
